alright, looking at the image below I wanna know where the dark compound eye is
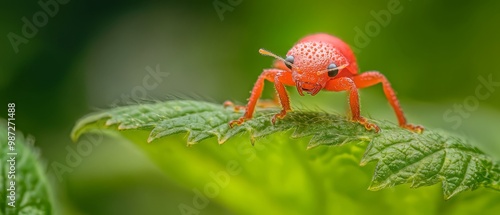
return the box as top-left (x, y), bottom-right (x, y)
top-left (285, 55), bottom-right (294, 70)
top-left (327, 63), bottom-right (339, 77)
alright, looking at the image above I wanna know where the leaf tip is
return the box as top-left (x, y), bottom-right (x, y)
top-left (147, 136), bottom-right (155, 143)
top-left (117, 124), bottom-right (127, 130)
top-left (104, 119), bottom-right (114, 126)
top-left (367, 186), bottom-right (380, 191)
top-left (306, 144), bottom-right (318, 150)
top-left (70, 121), bottom-right (90, 142)
top-left (69, 128), bottom-right (81, 142)
top-left (359, 159), bottom-right (368, 166)
top-left (368, 180), bottom-right (390, 191)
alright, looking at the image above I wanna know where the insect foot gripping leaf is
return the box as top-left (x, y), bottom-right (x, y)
top-left (0, 119), bottom-right (54, 214)
top-left (71, 100), bottom-right (500, 199)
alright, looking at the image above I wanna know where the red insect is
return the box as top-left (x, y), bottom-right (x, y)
top-left (229, 33), bottom-right (423, 133)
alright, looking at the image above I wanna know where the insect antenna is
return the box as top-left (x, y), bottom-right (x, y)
top-left (259, 49), bottom-right (295, 69)
top-left (316, 63), bottom-right (349, 75)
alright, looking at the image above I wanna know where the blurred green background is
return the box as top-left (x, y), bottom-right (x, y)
top-left (1, 0), bottom-right (500, 214)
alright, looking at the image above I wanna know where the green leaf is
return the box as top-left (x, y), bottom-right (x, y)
top-left (361, 125), bottom-right (500, 199)
top-left (71, 100), bottom-right (500, 200)
top-left (1, 119), bottom-right (54, 215)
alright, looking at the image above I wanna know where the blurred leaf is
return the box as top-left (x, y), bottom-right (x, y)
top-left (71, 100), bottom-right (500, 201)
top-left (0, 119), bottom-right (53, 215)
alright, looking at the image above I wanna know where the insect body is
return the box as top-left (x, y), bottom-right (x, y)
top-left (230, 33), bottom-right (423, 133)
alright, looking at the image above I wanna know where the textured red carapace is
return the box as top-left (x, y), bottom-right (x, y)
top-left (229, 33), bottom-right (423, 133)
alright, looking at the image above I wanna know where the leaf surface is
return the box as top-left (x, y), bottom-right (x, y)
top-left (71, 100), bottom-right (500, 199)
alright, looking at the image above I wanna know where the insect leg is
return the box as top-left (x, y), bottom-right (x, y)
top-left (352, 71), bottom-right (423, 133)
top-left (229, 69), bottom-right (294, 127)
top-left (325, 77), bottom-right (380, 132)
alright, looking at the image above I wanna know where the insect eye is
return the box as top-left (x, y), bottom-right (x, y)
top-left (285, 55), bottom-right (294, 70)
top-left (327, 63), bottom-right (339, 77)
